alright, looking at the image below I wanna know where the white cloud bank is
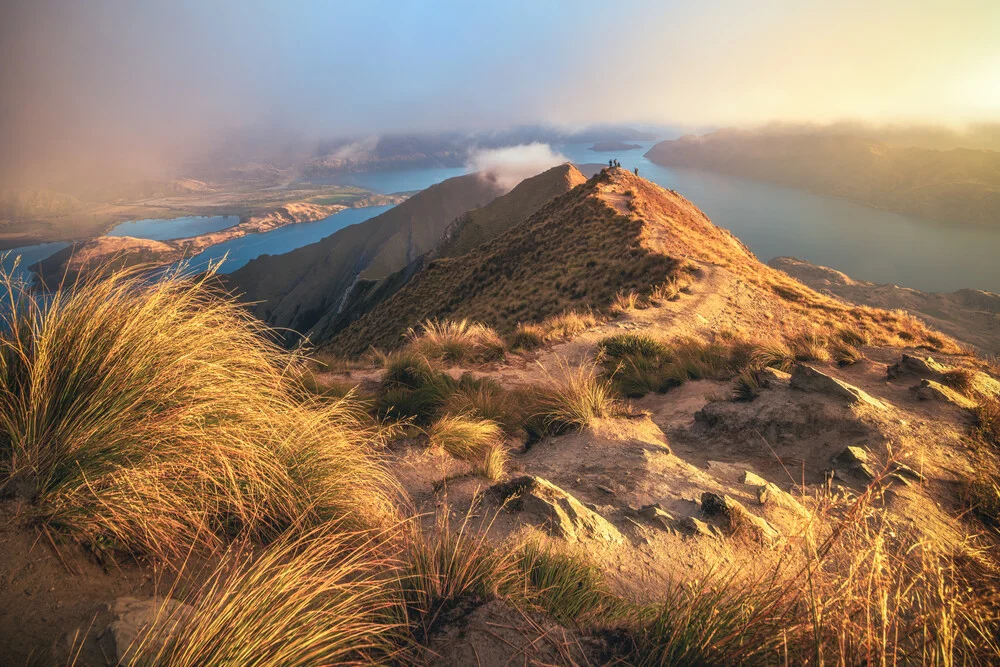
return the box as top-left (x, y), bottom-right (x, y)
top-left (467, 143), bottom-right (569, 191)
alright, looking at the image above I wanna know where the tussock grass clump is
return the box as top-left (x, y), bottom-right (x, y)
top-left (835, 322), bottom-right (871, 347)
top-left (506, 322), bottom-right (546, 352)
top-left (962, 469), bottom-right (1000, 528)
top-left (0, 266), bottom-right (396, 559)
top-left (597, 333), bottom-right (671, 360)
top-left (598, 334), bottom-right (754, 398)
top-left (615, 571), bottom-right (794, 666)
top-left (749, 339), bottom-right (795, 372)
top-left (541, 310), bottom-right (599, 340)
top-left (427, 414), bottom-right (503, 459)
top-left (537, 362), bottom-right (624, 432)
top-left (133, 525), bottom-right (402, 666)
top-left (375, 351), bottom-right (456, 424)
top-left (426, 414), bottom-right (508, 481)
top-left (831, 340), bottom-right (865, 367)
top-left (516, 541), bottom-right (623, 625)
top-left (791, 330), bottom-right (830, 362)
top-left (974, 397), bottom-right (1000, 447)
top-left (649, 276), bottom-right (685, 303)
top-left (400, 511), bottom-right (519, 641)
top-left (733, 367), bottom-right (768, 401)
top-left (477, 442), bottom-right (510, 482)
top-left (442, 375), bottom-right (526, 436)
top-left (406, 319), bottom-right (505, 365)
top-left (612, 290), bottom-right (645, 313)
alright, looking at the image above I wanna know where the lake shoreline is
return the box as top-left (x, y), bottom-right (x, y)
top-left (29, 194), bottom-right (408, 283)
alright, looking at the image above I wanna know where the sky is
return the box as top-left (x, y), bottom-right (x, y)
top-left (1, 0), bottom-right (998, 187)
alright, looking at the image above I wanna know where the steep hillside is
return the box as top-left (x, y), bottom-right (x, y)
top-left (646, 130), bottom-right (1000, 225)
top-left (227, 173), bottom-right (505, 338)
top-left (329, 168), bottom-right (953, 357)
top-left (308, 164), bottom-right (588, 342)
top-left (771, 256), bottom-right (1000, 355)
top-left (436, 164), bottom-right (587, 258)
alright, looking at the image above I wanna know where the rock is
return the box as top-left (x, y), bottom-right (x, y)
top-left (757, 482), bottom-right (811, 518)
top-left (791, 364), bottom-right (889, 410)
top-left (700, 492), bottom-right (729, 516)
top-left (914, 379), bottom-right (978, 410)
top-left (700, 492), bottom-right (782, 544)
top-left (742, 471), bottom-right (769, 487)
top-left (676, 516), bottom-right (719, 539)
top-left (638, 504), bottom-right (676, 530)
top-left (761, 367), bottom-right (792, 383)
top-left (854, 463), bottom-right (877, 481)
top-left (498, 476), bottom-right (624, 543)
top-left (890, 461), bottom-right (926, 483)
top-left (104, 596), bottom-right (193, 666)
top-left (833, 446), bottom-right (869, 465)
top-left (887, 355), bottom-right (949, 381)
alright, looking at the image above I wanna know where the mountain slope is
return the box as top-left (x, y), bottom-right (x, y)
top-left (328, 168), bottom-right (949, 356)
top-left (436, 164), bottom-right (588, 258)
top-left (770, 256), bottom-right (1000, 355)
top-left (227, 173), bottom-right (505, 338)
top-left (307, 164), bottom-right (589, 342)
top-left (645, 130), bottom-right (1000, 225)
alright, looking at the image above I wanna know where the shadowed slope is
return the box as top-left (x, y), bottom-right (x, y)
top-left (308, 164), bottom-right (589, 342)
top-left (227, 173), bottom-right (506, 339)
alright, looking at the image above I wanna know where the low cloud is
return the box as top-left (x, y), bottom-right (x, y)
top-left (467, 143), bottom-right (568, 191)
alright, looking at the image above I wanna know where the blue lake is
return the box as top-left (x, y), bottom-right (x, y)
top-left (108, 215), bottom-right (240, 240)
top-left (183, 205), bottom-right (395, 274)
top-left (1, 241), bottom-right (71, 283)
top-left (4, 141), bottom-right (1000, 293)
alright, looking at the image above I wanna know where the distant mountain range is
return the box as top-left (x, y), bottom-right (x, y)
top-left (645, 129), bottom-right (1000, 225)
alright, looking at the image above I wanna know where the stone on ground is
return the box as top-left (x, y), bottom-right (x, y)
top-left (791, 364), bottom-right (888, 410)
top-left (498, 476), bottom-right (624, 543)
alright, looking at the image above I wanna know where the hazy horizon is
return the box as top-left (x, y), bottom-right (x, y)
top-left (2, 0), bottom-right (999, 189)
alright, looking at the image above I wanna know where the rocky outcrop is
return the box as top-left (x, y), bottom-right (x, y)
top-left (887, 355), bottom-right (950, 381)
top-left (497, 476), bottom-right (624, 543)
top-left (790, 364), bottom-right (889, 410)
top-left (914, 379), bottom-right (978, 410)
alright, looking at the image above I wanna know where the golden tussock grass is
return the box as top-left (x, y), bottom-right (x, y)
top-left (0, 264), bottom-right (398, 560)
top-left (426, 413), bottom-right (507, 480)
top-left (405, 318), bottom-right (505, 364)
top-left (612, 290), bottom-right (645, 313)
top-left (536, 360), bottom-right (625, 432)
top-left (132, 524), bottom-right (404, 666)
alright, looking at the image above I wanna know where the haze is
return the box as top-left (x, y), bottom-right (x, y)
top-left (2, 0), bottom-right (998, 189)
